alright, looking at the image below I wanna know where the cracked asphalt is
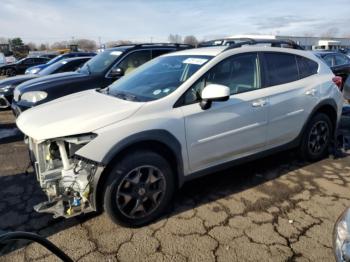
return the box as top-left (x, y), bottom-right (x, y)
top-left (1, 109), bottom-right (350, 261)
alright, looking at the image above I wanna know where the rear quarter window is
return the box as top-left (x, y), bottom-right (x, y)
top-left (264, 52), bottom-right (299, 86)
top-left (296, 55), bottom-right (318, 79)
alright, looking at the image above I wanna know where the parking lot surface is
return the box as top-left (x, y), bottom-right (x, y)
top-left (0, 110), bottom-right (349, 262)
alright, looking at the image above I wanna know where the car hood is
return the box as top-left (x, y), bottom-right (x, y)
top-left (0, 63), bottom-right (15, 68)
top-left (16, 89), bottom-right (144, 141)
top-left (16, 71), bottom-right (88, 93)
top-left (0, 75), bottom-right (38, 87)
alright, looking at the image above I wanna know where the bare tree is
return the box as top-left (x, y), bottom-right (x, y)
top-left (168, 34), bottom-right (182, 44)
top-left (183, 35), bottom-right (199, 46)
top-left (75, 39), bottom-right (97, 51)
top-left (27, 42), bottom-right (37, 51)
top-left (51, 41), bottom-right (69, 49)
top-left (39, 43), bottom-right (49, 51)
top-left (302, 32), bottom-right (315, 37)
top-left (0, 37), bottom-right (8, 44)
top-left (321, 27), bottom-right (339, 38)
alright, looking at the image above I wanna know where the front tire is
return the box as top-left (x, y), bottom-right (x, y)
top-left (103, 150), bottom-right (175, 227)
top-left (6, 68), bottom-right (16, 77)
top-left (300, 113), bottom-right (333, 161)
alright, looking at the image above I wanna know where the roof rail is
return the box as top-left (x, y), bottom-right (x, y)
top-left (199, 38), bottom-right (304, 50)
top-left (198, 38), bottom-right (255, 47)
top-left (222, 39), bottom-right (304, 51)
top-left (112, 43), bottom-right (194, 48)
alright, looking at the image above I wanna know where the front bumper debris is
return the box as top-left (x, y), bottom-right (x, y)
top-left (27, 135), bottom-right (103, 219)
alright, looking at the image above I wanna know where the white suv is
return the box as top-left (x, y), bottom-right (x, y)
top-left (17, 42), bottom-right (343, 226)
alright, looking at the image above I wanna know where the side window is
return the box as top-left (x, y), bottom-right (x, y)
top-left (264, 52), bottom-right (299, 86)
top-left (335, 54), bottom-right (350, 66)
top-left (56, 60), bottom-right (84, 73)
top-left (152, 49), bottom-right (173, 58)
top-left (323, 55), bottom-right (334, 67)
top-left (183, 53), bottom-right (261, 104)
top-left (118, 50), bottom-right (152, 75)
top-left (296, 56), bottom-right (318, 79)
top-left (23, 58), bottom-right (33, 65)
top-left (38, 58), bottom-right (48, 63)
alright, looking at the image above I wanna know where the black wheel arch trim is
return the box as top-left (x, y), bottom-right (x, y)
top-left (304, 98), bottom-right (338, 133)
top-left (91, 129), bottom-right (184, 210)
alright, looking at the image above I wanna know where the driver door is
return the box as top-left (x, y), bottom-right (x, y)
top-left (180, 53), bottom-right (268, 172)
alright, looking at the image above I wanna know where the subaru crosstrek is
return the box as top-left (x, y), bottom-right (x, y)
top-left (16, 43), bottom-right (343, 226)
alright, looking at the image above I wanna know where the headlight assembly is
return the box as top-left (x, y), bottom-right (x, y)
top-left (26, 68), bottom-right (40, 74)
top-left (0, 85), bottom-right (12, 93)
top-left (334, 208), bottom-right (350, 262)
top-left (21, 91), bottom-right (48, 103)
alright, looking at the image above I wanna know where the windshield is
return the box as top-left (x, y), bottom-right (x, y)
top-left (107, 55), bottom-right (212, 102)
top-left (16, 58), bottom-right (26, 64)
top-left (38, 60), bottom-right (67, 75)
top-left (79, 49), bottom-right (123, 74)
top-left (46, 54), bottom-right (65, 65)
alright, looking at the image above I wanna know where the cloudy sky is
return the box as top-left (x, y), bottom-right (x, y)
top-left (1, 0), bottom-right (350, 44)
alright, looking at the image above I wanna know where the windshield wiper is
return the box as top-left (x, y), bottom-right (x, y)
top-left (96, 87), bottom-right (109, 94)
top-left (113, 91), bottom-right (139, 102)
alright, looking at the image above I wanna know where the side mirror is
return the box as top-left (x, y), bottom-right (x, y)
top-left (108, 67), bottom-right (124, 78)
top-left (200, 84), bottom-right (230, 110)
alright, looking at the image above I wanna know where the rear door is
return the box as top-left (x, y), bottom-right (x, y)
top-left (262, 52), bottom-right (319, 147)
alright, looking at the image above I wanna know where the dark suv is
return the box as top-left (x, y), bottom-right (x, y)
top-left (0, 57), bottom-right (50, 76)
top-left (12, 43), bottom-right (192, 115)
top-left (313, 51), bottom-right (350, 86)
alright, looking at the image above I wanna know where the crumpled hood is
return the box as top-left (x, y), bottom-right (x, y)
top-left (16, 89), bottom-right (144, 140)
top-left (16, 71), bottom-right (88, 93)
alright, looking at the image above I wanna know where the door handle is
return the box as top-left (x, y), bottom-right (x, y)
top-left (305, 89), bottom-right (316, 96)
top-left (252, 99), bottom-right (267, 107)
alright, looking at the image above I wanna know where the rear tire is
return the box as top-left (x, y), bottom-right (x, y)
top-left (103, 150), bottom-right (175, 227)
top-left (299, 113), bottom-right (333, 161)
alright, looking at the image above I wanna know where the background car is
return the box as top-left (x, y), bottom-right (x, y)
top-left (38, 54), bottom-right (58, 60)
top-left (0, 52), bottom-right (5, 65)
top-left (314, 51), bottom-right (350, 87)
top-left (0, 56), bottom-right (91, 109)
top-left (25, 52), bottom-right (96, 74)
top-left (0, 57), bottom-right (50, 76)
top-left (11, 43), bottom-right (192, 115)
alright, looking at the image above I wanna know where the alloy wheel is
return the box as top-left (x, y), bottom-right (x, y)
top-left (116, 165), bottom-right (166, 219)
top-left (307, 120), bottom-right (330, 155)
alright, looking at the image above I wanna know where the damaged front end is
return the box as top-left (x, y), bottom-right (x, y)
top-left (27, 133), bottom-right (104, 219)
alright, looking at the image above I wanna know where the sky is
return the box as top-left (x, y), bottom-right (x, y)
top-left (1, 0), bottom-right (350, 44)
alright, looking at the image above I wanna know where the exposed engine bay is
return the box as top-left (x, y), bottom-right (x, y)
top-left (26, 134), bottom-right (103, 218)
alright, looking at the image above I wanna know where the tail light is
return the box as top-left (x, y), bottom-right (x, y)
top-left (332, 76), bottom-right (343, 90)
